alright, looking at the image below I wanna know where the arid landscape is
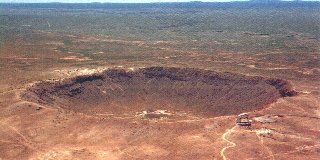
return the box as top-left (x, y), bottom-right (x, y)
top-left (0, 2), bottom-right (319, 160)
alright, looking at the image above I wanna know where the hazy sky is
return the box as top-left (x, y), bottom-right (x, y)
top-left (1, 0), bottom-right (241, 3)
top-left (1, 0), bottom-right (319, 3)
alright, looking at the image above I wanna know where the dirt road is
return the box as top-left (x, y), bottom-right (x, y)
top-left (220, 126), bottom-right (237, 160)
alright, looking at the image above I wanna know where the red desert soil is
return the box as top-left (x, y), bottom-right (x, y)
top-left (1, 69), bottom-right (319, 160)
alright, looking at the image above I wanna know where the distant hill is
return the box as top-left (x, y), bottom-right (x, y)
top-left (0, 1), bottom-right (319, 9)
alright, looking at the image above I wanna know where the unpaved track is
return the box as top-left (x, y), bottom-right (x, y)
top-left (220, 126), bottom-right (237, 160)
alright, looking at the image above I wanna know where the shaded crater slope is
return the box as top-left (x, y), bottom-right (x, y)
top-left (22, 67), bottom-right (297, 117)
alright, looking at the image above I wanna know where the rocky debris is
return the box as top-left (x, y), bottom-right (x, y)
top-left (52, 67), bottom-right (110, 79)
top-left (60, 56), bottom-right (92, 61)
top-left (256, 128), bottom-right (273, 137)
top-left (253, 114), bottom-right (278, 123)
top-left (265, 79), bottom-right (298, 97)
top-left (36, 106), bottom-right (43, 111)
top-left (136, 110), bottom-right (172, 119)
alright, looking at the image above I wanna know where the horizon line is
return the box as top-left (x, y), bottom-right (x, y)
top-left (2, 0), bottom-right (320, 4)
